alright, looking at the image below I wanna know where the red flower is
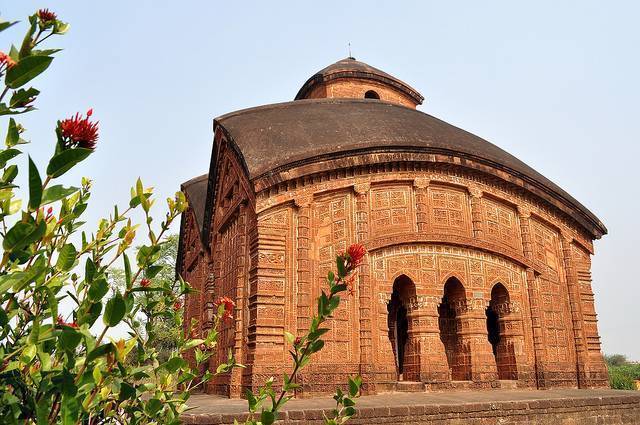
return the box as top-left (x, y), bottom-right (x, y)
top-left (173, 300), bottom-right (183, 311)
top-left (0, 51), bottom-right (16, 70)
top-left (214, 296), bottom-right (235, 320)
top-left (37, 9), bottom-right (57, 23)
top-left (56, 315), bottom-right (78, 328)
top-left (140, 278), bottom-right (151, 287)
top-left (59, 109), bottom-right (99, 150)
top-left (346, 243), bottom-right (366, 268)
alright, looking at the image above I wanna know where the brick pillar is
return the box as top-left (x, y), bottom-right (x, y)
top-left (469, 187), bottom-right (484, 239)
top-left (409, 296), bottom-right (450, 383)
top-left (295, 196), bottom-right (312, 338)
top-left (353, 182), bottom-right (376, 392)
top-left (457, 299), bottom-right (498, 383)
top-left (495, 301), bottom-right (527, 381)
top-left (228, 205), bottom-right (247, 398)
top-left (413, 178), bottom-right (429, 233)
top-left (518, 206), bottom-right (545, 388)
top-left (247, 214), bottom-right (288, 393)
top-left (560, 234), bottom-right (588, 388)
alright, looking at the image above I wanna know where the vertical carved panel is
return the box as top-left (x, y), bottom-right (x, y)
top-left (413, 179), bottom-right (429, 233)
top-left (428, 185), bottom-right (472, 237)
top-left (313, 192), bottom-right (353, 362)
top-left (354, 184), bottom-right (372, 369)
top-left (295, 198), bottom-right (312, 337)
top-left (532, 219), bottom-right (576, 385)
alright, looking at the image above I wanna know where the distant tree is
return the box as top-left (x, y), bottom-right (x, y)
top-left (604, 354), bottom-right (628, 367)
top-left (109, 234), bottom-right (181, 363)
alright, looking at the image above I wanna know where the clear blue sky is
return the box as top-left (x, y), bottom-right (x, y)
top-left (4, 1), bottom-right (639, 360)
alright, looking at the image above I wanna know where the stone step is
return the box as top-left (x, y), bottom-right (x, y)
top-left (499, 380), bottom-right (518, 389)
top-left (395, 381), bottom-right (425, 392)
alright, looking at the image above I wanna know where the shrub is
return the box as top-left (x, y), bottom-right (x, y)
top-left (0, 10), bottom-right (362, 424)
top-left (608, 366), bottom-right (636, 390)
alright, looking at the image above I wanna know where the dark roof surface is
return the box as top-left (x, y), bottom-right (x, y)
top-left (295, 57), bottom-right (424, 105)
top-left (181, 173), bottom-right (208, 233)
top-left (214, 98), bottom-right (606, 236)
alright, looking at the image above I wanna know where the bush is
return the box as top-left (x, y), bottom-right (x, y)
top-left (609, 366), bottom-right (636, 390)
top-left (0, 10), bottom-right (362, 424)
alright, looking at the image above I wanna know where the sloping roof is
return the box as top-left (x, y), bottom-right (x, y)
top-left (295, 57), bottom-right (424, 105)
top-left (180, 173), bottom-right (208, 233)
top-left (214, 98), bottom-right (606, 237)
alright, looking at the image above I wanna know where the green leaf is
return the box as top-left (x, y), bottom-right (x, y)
top-left (3, 164), bottom-right (18, 183)
top-left (162, 356), bottom-right (187, 373)
top-left (145, 398), bottom-right (162, 416)
top-left (46, 148), bottom-right (92, 178)
top-left (308, 328), bottom-right (330, 341)
top-left (123, 254), bottom-right (132, 288)
top-left (86, 342), bottom-right (114, 363)
top-left (336, 255), bottom-right (346, 278)
top-left (88, 278), bottom-right (108, 302)
top-left (41, 185), bottom-right (79, 205)
top-left (59, 329), bottom-right (82, 352)
top-left (260, 410), bottom-right (275, 425)
top-left (0, 148), bottom-right (21, 167)
top-left (118, 382), bottom-right (136, 402)
top-left (56, 243), bottom-right (77, 271)
top-left (310, 339), bottom-right (325, 353)
top-left (28, 156), bottom-right (43, 210)
top-left (9, 87), bottom-right (39, 108)
top-left (6, 55), bottom-right (54, 89)
top-left (144, 264), bottom-right (163, 278)
top-left (348, 376), bottom-right (362, 397)
top-left (3, 220), bottom-right (46, 252)
top-left (103, 292), bottom-right (126, 327)
top-left (0, 21), bottom-right (18, 33)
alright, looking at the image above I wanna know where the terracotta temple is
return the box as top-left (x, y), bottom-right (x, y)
top-left (176, 57), bottom-right (609, 397)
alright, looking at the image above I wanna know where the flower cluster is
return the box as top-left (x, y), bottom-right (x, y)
top-left (37, 8), bottom-right (57, 23)
top-left (0, 51), bottom-right (16, 71)
top-left (346, 243), bottom-right (366, 268)
top-left (140, 278), bottom-right (151, 287)
top-left (59, 109), bottom-right (99, 150)
top-left (214, 296), bottom-right (235, 320)
top-left (56, 315), bottom-right (78, 329)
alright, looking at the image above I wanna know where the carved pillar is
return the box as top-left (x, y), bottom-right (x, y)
top-left (353, 182), bottom-right (375, 392)
top-left (295, 196), bottom-right (312, 337)
top-left (469, 187), bottom-right (484, 239)
top-left (518, 206), bottom-right (545, 388)
top-left (229, 204), bottom-right (248, 397)
top-left (457, 299), bottom-right (498, 383)
top-left (409, 296), bottom-right (450, 383)
top-left (413, 178), bottom-right (429, 233)
top-left (560, 233), bottom-right (588, 388)
top-left (494, 301), bottom-right (526, 381)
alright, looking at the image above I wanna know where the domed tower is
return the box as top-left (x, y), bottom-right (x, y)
top-left (177, 58), bottom-right (608, 397)
top-left (295, 57), bottom-right (424, 108)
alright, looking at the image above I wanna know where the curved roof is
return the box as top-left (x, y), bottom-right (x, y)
top-left (214, 98), bottom-right (606, 237)
top-left (295, 57), bottom-right (424, 105)
top-left (181, 173), bottom-right (208, 233)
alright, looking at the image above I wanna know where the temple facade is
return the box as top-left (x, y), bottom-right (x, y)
top-left (177, 58), bottom-right (609, 397)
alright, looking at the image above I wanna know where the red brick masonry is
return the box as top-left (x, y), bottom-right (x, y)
top-left (182, 389), bottom-right (640, 424)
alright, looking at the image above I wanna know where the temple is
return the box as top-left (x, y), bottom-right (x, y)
top-left (176, 57), bottom-right (609, 397)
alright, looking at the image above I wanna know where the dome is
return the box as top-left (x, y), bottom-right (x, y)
top-left (295, 57), bottom-right (424, 108)
top-left (213, 98), bottom-right (606, 238)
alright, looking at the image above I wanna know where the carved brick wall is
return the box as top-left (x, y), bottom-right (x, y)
top-left (185, 155), bottom-right (608, 396)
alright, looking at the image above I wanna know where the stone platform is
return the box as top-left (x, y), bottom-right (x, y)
top-left (182, 388), bottom-right (640, 424)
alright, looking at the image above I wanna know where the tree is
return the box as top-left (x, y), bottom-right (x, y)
top-left (604, 354), bottom-right (628, 367)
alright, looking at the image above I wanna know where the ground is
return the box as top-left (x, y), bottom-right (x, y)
top-left (182, 388), bottom-right (640, 424)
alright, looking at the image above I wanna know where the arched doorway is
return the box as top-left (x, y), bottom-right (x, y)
top-left (486, 283), bottom-right (517, 380)
top-left (387, 275), bottom-right (415, 380)
top-left (438, 277), bottom-right (471, 381)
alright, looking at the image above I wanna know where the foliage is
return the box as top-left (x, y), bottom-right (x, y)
top-left (608, 366), bottom-right (637, 390)
top-left (604, 354), bottom-right (640, 390)
top-left (239, 246), bottom-right (365, 425)
top-left (0, 11), bottom-right (238, 424)
top-left (604, 353), bottom-right (628, 367)
top-left (0, 9), bottom-right (364, 425)
top-left (110, 234), bottom-right (182, 363)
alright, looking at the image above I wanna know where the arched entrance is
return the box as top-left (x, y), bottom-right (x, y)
top-left (486, 283), bottom-right (518, 380)
top-left (438, 277), bottom-right (471, 381)
top-left (387, 275), bottom-right (415, 380)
